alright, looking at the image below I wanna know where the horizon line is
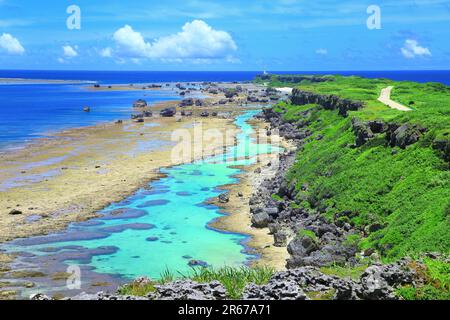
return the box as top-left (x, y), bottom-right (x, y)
top-left (1, 69), bottom-right (450, 73)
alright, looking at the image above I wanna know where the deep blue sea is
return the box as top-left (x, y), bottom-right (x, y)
top-left (1, 70), bottom-right (450, 85)
top-left (1, 70), bottom-right (449, 150)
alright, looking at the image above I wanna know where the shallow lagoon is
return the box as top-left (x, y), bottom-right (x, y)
top-left (2, 110), bottom-right (280, 284)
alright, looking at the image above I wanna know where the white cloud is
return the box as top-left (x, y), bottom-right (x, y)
top-left (63, 45), bottom-right (78, 58)
top-left (99, 47), bottom-right (112, 58)
top-left (401, 39), bottom-right (431, 59)
top-left (111, 20), bottom-right (237, 61)
top-left (0, 33), bottom-right (25, 55)
top-left (113, 25), bottom-right (151, 58)
top-left (315, 48), bottom-right (328, 55)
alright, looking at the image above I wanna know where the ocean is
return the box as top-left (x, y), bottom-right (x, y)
top-left (1, 70), bottom-right (449, 150)
top-left (0, 84), bottom-right (178, 150)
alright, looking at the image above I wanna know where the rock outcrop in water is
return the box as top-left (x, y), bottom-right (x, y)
top-left (179, 98), bottom-right (194, 107)
top-left (133, 99), bottom-right (148, 109)
top-left (160, 108), bottom-right (177, 117)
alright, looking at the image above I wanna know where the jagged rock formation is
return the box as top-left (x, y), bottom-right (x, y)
top-left (433, 138), bottom-right (450, 161)
top-left (351, 117), bottom-right (427, 149)
top-left (133, 99), bottom-right (148, 108)
top-left (291, 89), bottom-right (364, 117)
top-left (386, 123), bottom-right (427, 149)
top-left (149, 280), bottom-right (227, 300)
top-left (243, 260), bottom-right (414, 300)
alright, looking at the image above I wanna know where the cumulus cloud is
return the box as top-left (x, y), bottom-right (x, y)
top-left (0, 33), bottom-right (25, 55)
top-left (110, 20), bottom-right (237, 62)
top-left (401, 39), bottom-right (431, 59)
top-left (63, 45), bottom-right (78, 58)
top-left (315, 48), bottom-right (328, 55)
top-left (113, 25), bottom-right (150, 58)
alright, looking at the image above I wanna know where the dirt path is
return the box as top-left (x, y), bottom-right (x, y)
top-left (378, 86), bottom-right (412, 111)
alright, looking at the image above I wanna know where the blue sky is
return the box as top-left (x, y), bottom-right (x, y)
top-left (0, 0), bottom-right (449, 71)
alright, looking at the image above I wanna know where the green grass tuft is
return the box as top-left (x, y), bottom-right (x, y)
top-left (297, 229), bottom-right (319, 243)
top-left (117, 266), bottom-right (275, 299)
top-left (320, 264), bottom-right (368, 281)
top-left (188, 266), bottom-right (275, 299)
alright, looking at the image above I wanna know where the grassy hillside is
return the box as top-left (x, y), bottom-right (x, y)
top-left (262, 74), bottom-right (450, 138)
top-left (265, 75), bottom-right (449, 260)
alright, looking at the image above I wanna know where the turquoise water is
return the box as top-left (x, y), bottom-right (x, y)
top-left (3, 110), bottom-right (280, 281)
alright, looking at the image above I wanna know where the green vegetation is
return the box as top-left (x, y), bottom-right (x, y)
top-left (297, 229), bottom-right (319, 243)
top-left (396, 257), bottom-right (450, 300)
top-left (188, 266), bottom-right (274, 299)
top-left (306, 289), bottom-right (336, 300)
top-left (255, 74), bottom-right (335, 87)
top-left (271, 193), bottom-right (283, 201)
top-left (118, 279), bottom-right (157, 297)
top-left (320, 264), bottom-right (369, 281)
top-left (117, 267), bottom-right (176, 296)
top-left (276, 101), bottom-right (317, 123)
top-left (118, 266), bottom-right (275, 299)
top-left (267, 74), bottom-right (449, 261)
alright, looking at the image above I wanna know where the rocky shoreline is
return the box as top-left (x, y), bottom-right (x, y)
top-left (251, 107), bottom-right (361, 269)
